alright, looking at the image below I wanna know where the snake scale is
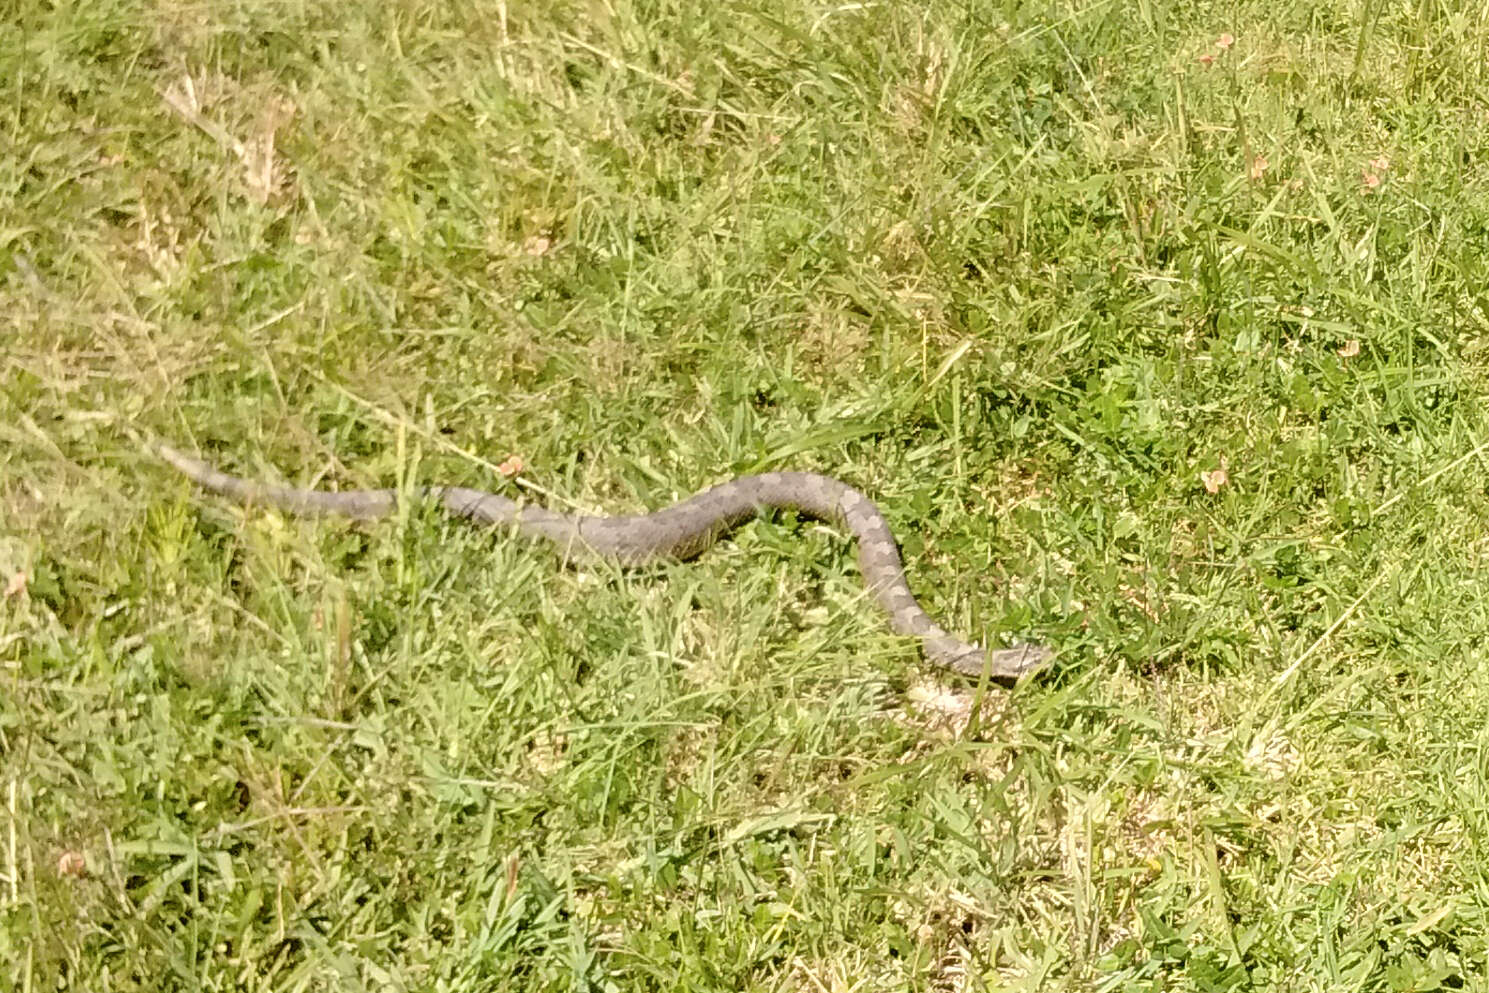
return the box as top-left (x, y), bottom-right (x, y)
top-left (158, 444), bottom-right (1050, 682)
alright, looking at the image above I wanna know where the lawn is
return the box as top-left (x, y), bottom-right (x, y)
top-left (7, 0), bottom-right (1489, 989)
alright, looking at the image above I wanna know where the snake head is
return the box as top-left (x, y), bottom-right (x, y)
top-left (938, 640), bottom-right (1052, 684)
top-left (984, 643), bottom-right (1053, 683)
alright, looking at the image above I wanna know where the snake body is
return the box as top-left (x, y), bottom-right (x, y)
top-left (158, 445), bottom-right (1049, 682)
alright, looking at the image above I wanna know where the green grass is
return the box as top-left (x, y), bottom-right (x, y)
top-left (7, 0), bottom-right (1489, 988)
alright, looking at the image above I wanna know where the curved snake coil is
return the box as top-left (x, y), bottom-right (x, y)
top-left (158, 444), bottom-right (1049, 682)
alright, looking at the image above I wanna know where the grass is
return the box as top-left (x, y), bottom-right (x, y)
top-left (7, 0), bottom-right (1489, 988)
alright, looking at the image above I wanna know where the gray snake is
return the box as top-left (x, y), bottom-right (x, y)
top-left (158, 444), bottom-right (1050, 682)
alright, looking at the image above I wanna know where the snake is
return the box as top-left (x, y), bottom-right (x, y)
top-left (157, 444), bottom-right (1050, 682)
